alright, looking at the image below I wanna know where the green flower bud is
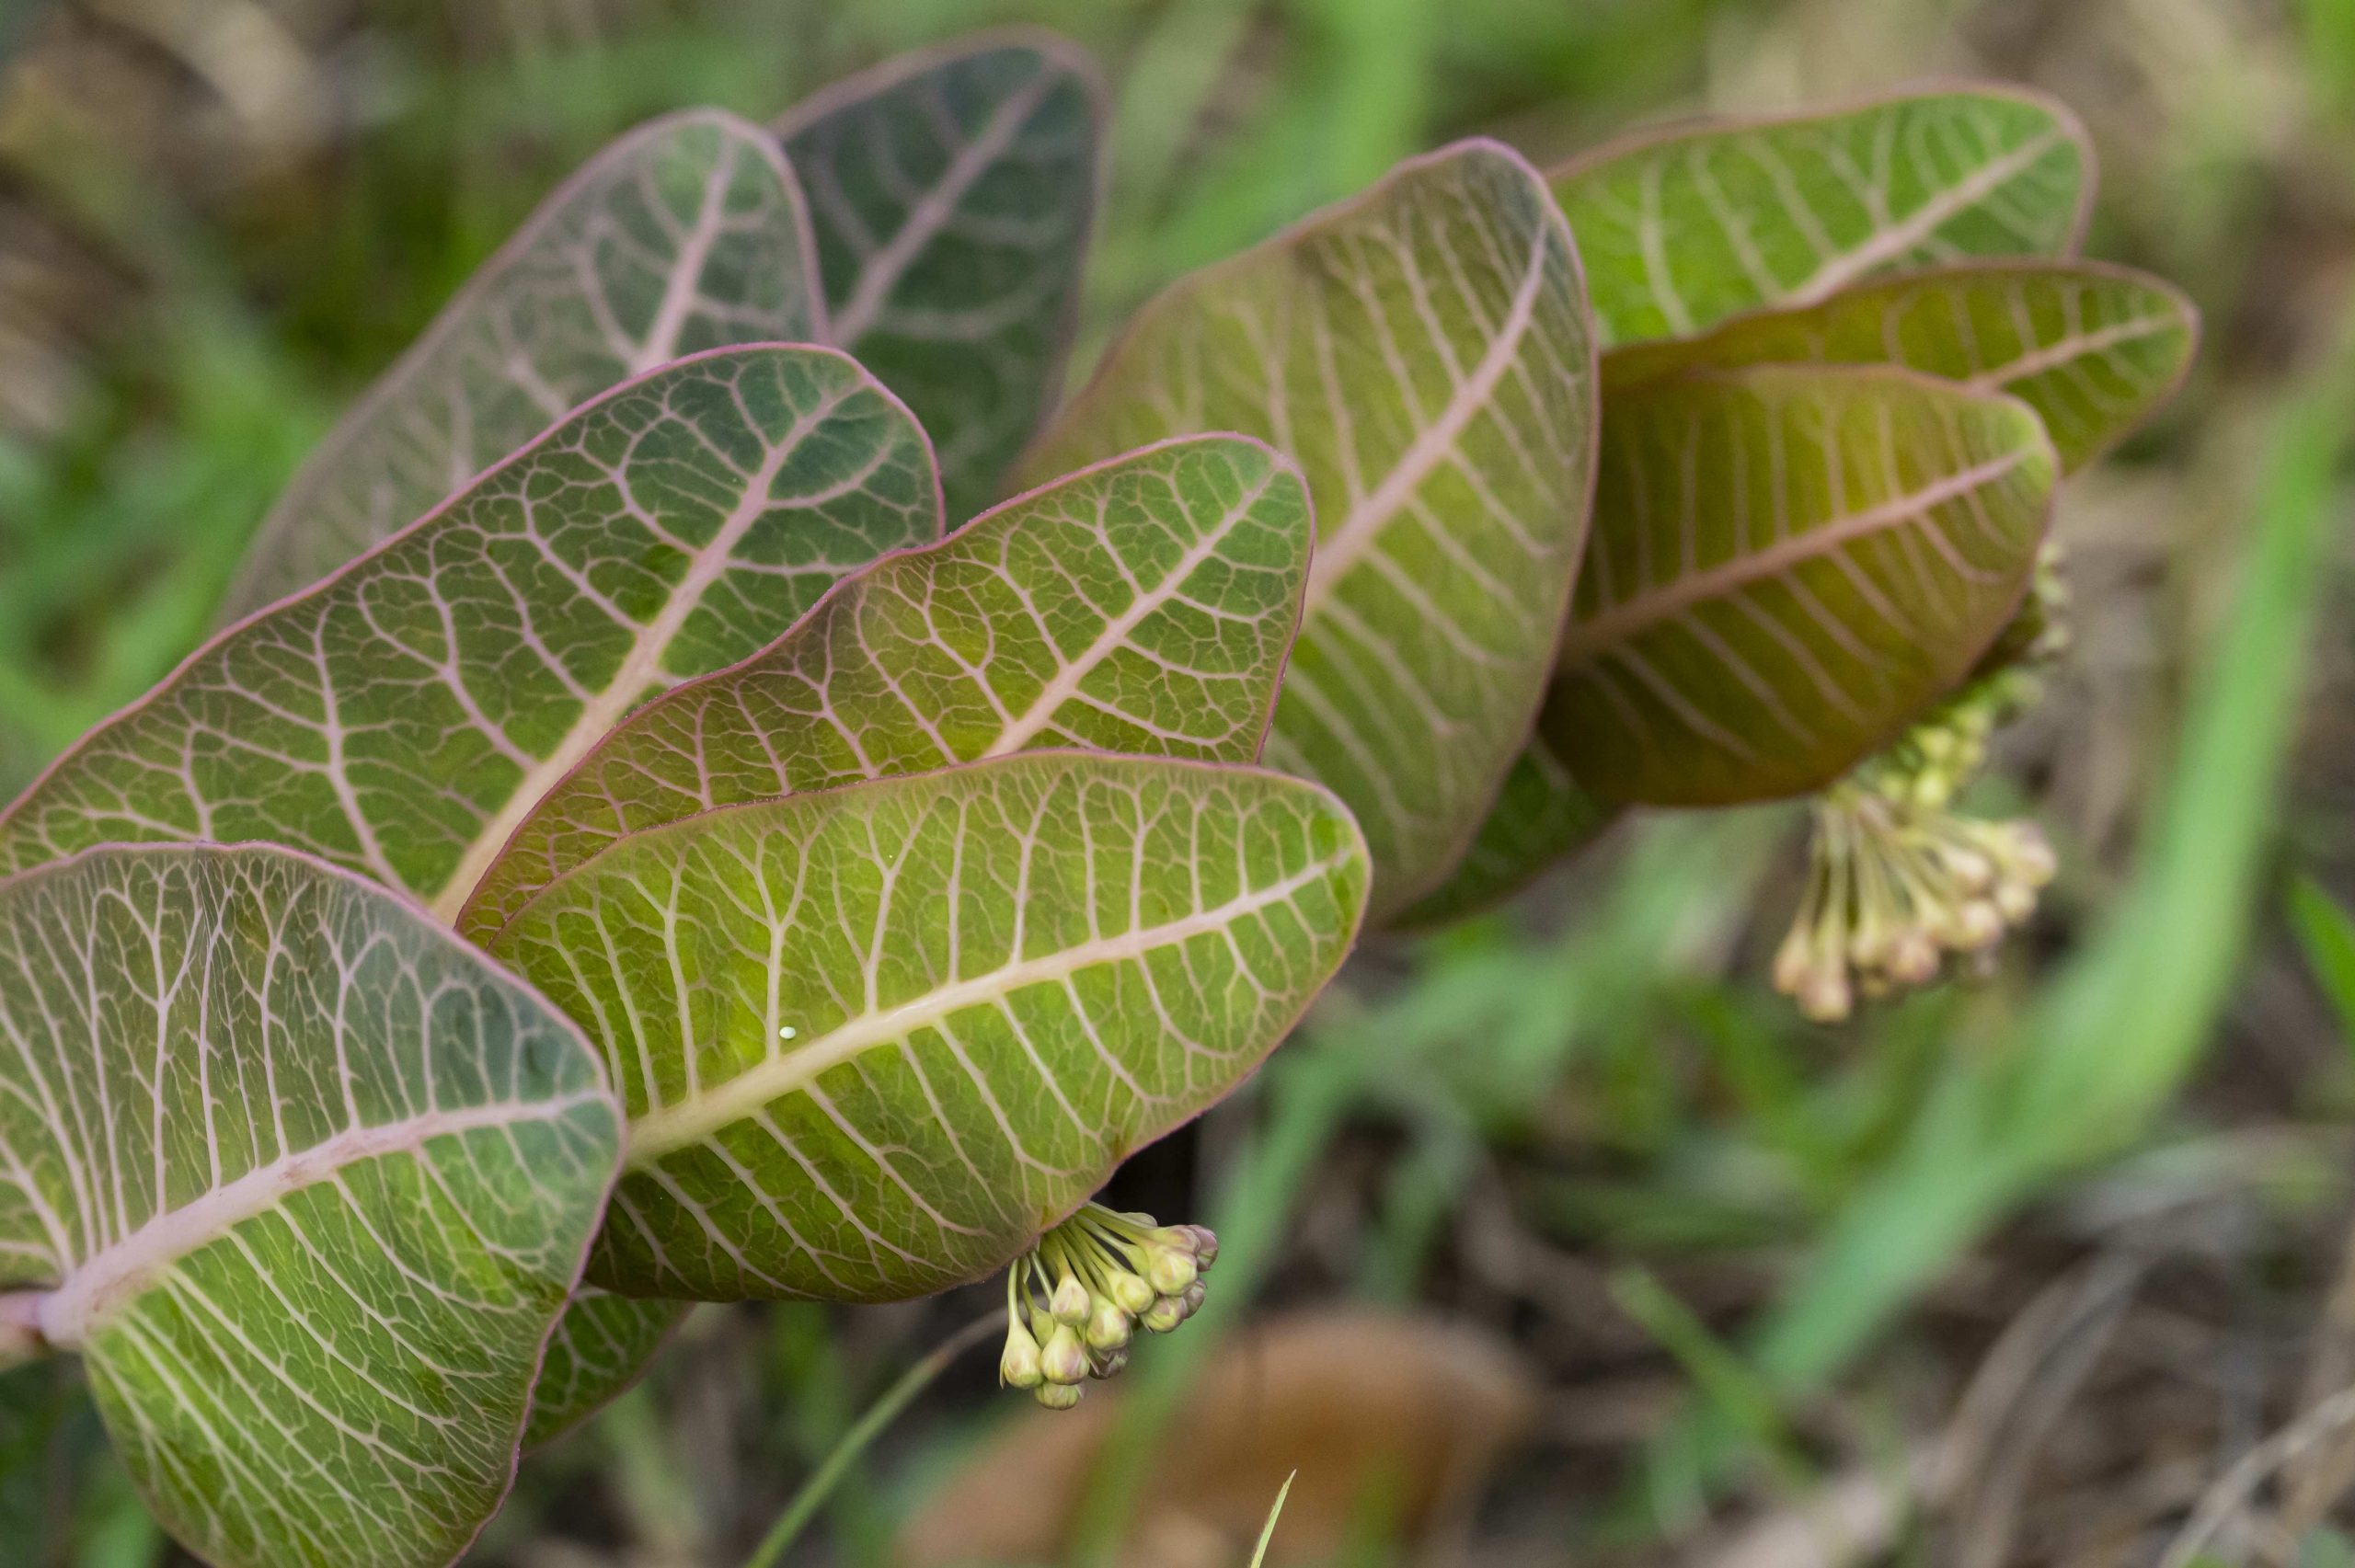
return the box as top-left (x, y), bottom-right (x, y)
top-left (1141, 1295), bottom-right (1186, 1333)
top-left (1040, 1322), bottom-right (1088, 1385)
top-left (1035, 1382), bottom-right (1084, 1411)
top-left (1948, 898), bottom-right (2004, 951)
top-left (999, 1318), bottom-right (1043, 1390)
top-left (1145, 1245), bottom-right (1197, 1296)
top-left (1050, 1270), bottom-right (1090, 1326)
top-left (1994, 880), bottom-right (2037, 924)
top-left (1088, 1347), bottom-right (1130, 1380)
top-left (1107, 1269), bottom-right (1156, 1315)
top-left (1940, 845), bottom-right (1994, 895)
top-left (2005, 823), bottom-right (2057, 887)
top-left (1887, 929), bottom-right (1939, 986)
top-left (1772, 931), bottom-right (1815, 996)
top-left (1798, 967), bottom-right (1853, 1024)
top-left (1086, 1299), bottom-right (1132, 1351)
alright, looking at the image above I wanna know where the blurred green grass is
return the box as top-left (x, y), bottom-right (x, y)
top-left (4, 0), bottom-right (2355, 1562)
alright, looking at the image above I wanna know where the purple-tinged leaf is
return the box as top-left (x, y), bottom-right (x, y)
top-left (1546, 365), bottom-right (2057, 807)
top-left (224, 110), bottom-right (825, 615)
top-left (0, 844), bottom-right (620, 1568)
top-left (0, 347), bottom-right (941, 918)
top-left (783, 30), bottom-right (1105, 517)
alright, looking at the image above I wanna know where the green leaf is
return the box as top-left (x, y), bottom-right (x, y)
top-left (1023, 141), bottom-right (1600, 920)
top-left (0, 844), bottom-right (621, 1568)
top-left (1546, 365), bottom-right (2057, 807)
top-left (0, 347), bottom-right (941, 919)
top-left (1393, 735), bottom-right (1618, 925)
top-left (488, 752), bottom-right (1368, 1302)
top-left (224, 111), bottom-right (825, 616)
top-left (781, 30), bottom-right (1105, 518)
top-left (1604, 261), bottom-right (2200, 471)
top-left (523, 1294), bottom-right (685, 1451)
top-left (463, 434), bottom-right (1313, 938)
top-left (1554, 88), bottom-right (2092, 348)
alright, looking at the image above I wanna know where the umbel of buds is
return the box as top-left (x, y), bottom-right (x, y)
top-left (1774, 554), bottom-right (2069, 1025)
top-left (997, 1202), bottom-right (1218, 1410)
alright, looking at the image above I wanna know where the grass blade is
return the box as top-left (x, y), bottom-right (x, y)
top-left (2291, 876), bottom-right (2355, 1042)
top-left (1247, 1472), bottom-right (1297, 1568)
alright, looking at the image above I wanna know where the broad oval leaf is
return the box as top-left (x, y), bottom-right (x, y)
top-left (1603, 261), bottom-right (2199, 471)
top-left (1546, 365), bottom-right (2057, 807)
top-left (1393, 737), bottom-right (1617, 926)
top-left (1022, 141), bottom-right (1600, 921)
top-left (1554, 88), bottom-right (2092, 349)
top-left (0, 844), bottom-right (621, 1568)
top-left (782, 30), bottom-right (1105, 517)
top-left (524, 1293), bottom-right (685, 1451)
top-left (463, 434), bottom-right (1313, 939)
top-left (0, 347), bottom-right (942, 919)
top-left (488, 753), bottom-right (1369, 1303)
top-left (224, 110), bottom-right (825, 616)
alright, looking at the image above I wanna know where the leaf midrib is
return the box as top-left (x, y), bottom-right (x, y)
top-left (23, 1092), bottom-right (611, 1349)
top-left (629, 136), bottom-right (754, 375)
top-left (1298, 203), bottom-right (1557, 613)
top-left (1557, 446), bottom-right (2035, 665)
top-left (1784, 128), bottom-right (2070, 304)
top-left (619, 848), bottom-right (1352, 1162)
top-left (980, 460), bottom-right (1284, 758)
top-left (822, 68), bottom-right (1059, 347)
top-left (1959, 311), bottom-right (2185, 394)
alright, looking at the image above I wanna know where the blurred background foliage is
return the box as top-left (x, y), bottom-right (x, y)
top-left (6, 0), bottom-right (2355, 1563)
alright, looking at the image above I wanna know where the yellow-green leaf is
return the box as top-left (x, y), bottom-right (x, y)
top-left (224, 111), bottom-right (824, 615)
top-left (488, 753), bottom-right (1368, 1303)
top-left (524, 1294), bottom-right (684, 1451)
top-left (0, 348), bottom-right (940, 919)
top-left (1393, 737), bottom-right (1618, 925)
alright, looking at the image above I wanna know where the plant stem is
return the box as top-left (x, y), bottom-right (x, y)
top-left (741, 1310), bottom-right (1004, 1568)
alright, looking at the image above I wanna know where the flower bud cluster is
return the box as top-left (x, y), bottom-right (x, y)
top-left (996, 1202), bottom-right (1217, 1410)
top-left (1773, 780), bottom-right (2056, 1022)
top-left (1774, 544), bottom-right (2074, 1022)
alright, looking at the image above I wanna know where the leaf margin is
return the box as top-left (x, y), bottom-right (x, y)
top-left (0, 342), bottom-right (948, 917)
top-left (1020, 134), bottom-right (1605, 922)
top-left (221, 107), bottom-right (831, 620)
top-left (458, 428), bottom-right (1315, 942)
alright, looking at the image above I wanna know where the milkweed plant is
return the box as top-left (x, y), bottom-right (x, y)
top-left (0, 31), bottom-right (2194, 1568)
